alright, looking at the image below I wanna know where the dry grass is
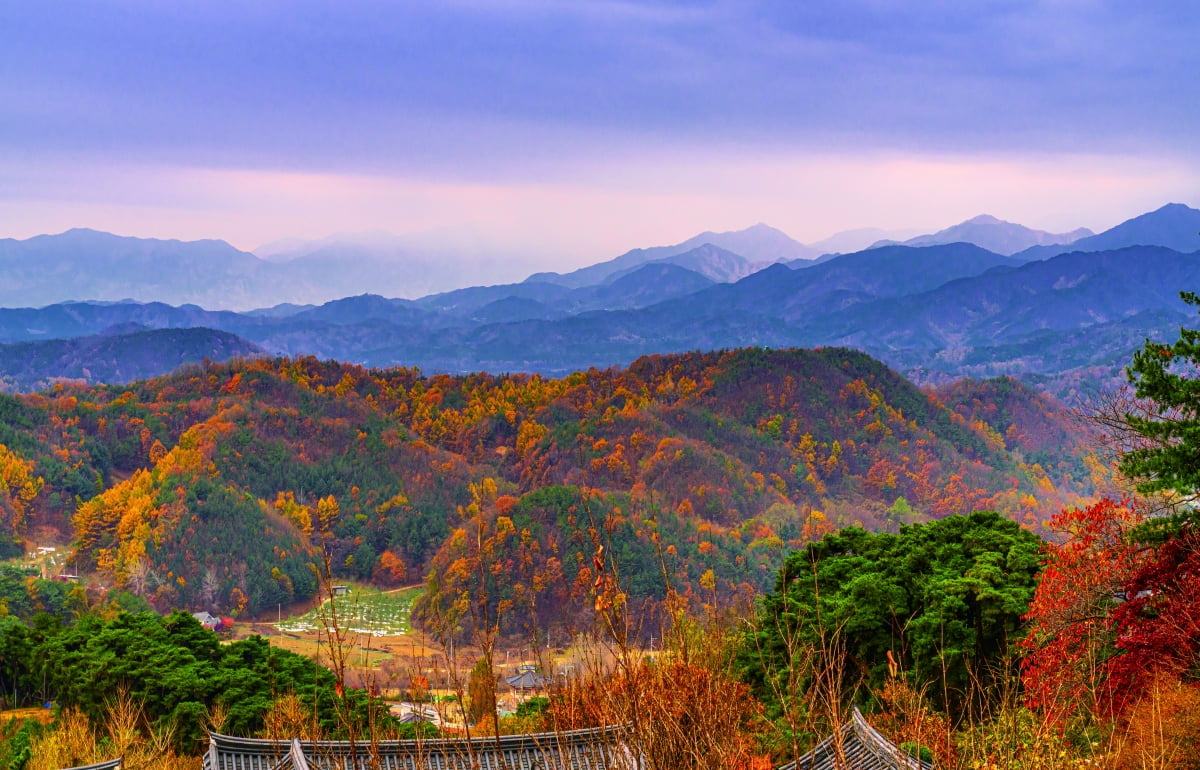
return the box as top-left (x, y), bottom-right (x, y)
top-left (23, 689), bottom-right (201, 770)
top-left (0, 708), bottom-right (54, 726)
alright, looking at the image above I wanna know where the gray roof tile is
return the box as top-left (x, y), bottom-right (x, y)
top-left (775, 708), bottom-right (934, 770)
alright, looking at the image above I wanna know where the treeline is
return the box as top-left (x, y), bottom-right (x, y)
top-left (0, 591), bottom-right (390, 767)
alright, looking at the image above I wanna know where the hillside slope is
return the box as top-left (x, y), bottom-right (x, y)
top-left (0, 350), bottom-right (1090, 632)
top-left (1014, 202), bottom-right (1200, 260)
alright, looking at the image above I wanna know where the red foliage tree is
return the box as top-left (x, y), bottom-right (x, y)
top-left (1020, 498), bottom-right (1144, 722)
top-left (1104, 527), bottom-right (1200, 714)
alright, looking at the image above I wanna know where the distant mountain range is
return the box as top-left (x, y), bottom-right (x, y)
top-left (0, 223), bottom-right (819, 310)
top-left (0, 202), bottom-right (1197, 397)
top-left (0, 228), bottom-right (529, 310)
top-left (249, 228), bottom-right (541, 300)
top-left (0, 229), bottom-right (267, 310)
top-left (0, 212), bottom-right (1060, 309)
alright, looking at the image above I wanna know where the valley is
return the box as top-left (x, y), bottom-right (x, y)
top-left (0, 202), bottom-right (1196, 768)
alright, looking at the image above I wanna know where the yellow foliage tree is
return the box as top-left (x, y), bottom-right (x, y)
top-left (0, 443), bottom-right (43, 537)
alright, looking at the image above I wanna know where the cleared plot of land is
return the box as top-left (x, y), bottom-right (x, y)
top-left (3, 544), bottom-right (70, 577)
top-left (235, 586), bottom-right (612, 709)
top-left (277, 585), bottom-right (420, 635)
top-left (234, 584), bottom-right (446, 693)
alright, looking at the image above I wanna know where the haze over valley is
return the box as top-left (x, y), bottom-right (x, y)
top-left (1, 202), bottom-right (1196, 400)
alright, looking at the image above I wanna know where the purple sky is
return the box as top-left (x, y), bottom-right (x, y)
top-left (2, 0), bottom-right (1197, 273)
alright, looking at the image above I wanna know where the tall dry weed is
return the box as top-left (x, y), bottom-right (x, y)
top-left (1109, 676), bottom-right (1200, 770)
top-left (24, 687), bottom-right (201, 770)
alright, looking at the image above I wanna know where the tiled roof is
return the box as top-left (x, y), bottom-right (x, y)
top-left (775, 708), bottom-right (934, 770)
top-left (202, 708), bottom-right (928, 770)
top-left (505, 670), bottom-right (549, 689)
top-left (60, 761), bottom-right (122, 770)
top-left (203, 725), bottom-right (632, 770)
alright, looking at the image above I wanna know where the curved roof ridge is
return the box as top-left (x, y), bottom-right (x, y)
top-left (58, 760), bottom-right (122, 770)
top-left (773, 707), bottom-right (934, 770)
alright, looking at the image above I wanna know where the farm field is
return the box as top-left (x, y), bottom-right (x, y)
top-left (277, 585), bottom-right (421, 636)
top-left (232, 583), bottom-right (610, 711)
top-left (3, 543), bottom-right (71, 579)
top-left (233, 584), bottom-right (445, 696)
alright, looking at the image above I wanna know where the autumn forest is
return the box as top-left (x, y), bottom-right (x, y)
top-left (0, 348), bottom-right (1086, 616)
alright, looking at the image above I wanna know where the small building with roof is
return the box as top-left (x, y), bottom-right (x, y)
top-left (504, 665), bottom-right (549, 693)
top-left (192, 611), bottom-right (220, 630)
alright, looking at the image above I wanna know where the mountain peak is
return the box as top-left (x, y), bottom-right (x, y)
top-left (673, 223), bottom-right (813, 263)
top-left (1006, 202), bottom-right (1199, 259)
top-left (525, 223), bottom-right (813, 289)
top-left (889, 215), bottom-right (1090, 256)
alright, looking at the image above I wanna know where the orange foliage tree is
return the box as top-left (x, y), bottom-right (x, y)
top-left (551, 659), bottom-right (770, 770)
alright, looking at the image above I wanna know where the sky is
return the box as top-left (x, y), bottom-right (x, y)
top-left (2, 0), bottom-right (1198, 274)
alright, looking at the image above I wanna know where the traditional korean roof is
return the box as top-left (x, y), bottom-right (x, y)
top-left (775, 708), bottom-right (934, 770)
top-left (203, 725), bottom-right (632, 770)
top-left (505, 669), bottom-right (549, 690)
top-left (396, 711), bottom-right (434, 725)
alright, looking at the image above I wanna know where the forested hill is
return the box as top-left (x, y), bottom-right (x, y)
top-left (0, 326), bottom-right (264, 392)
top-left (0, 349), bottom-right (1091, 630)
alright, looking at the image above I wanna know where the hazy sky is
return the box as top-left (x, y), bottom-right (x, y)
top-left (2, 0), bottom-right (1197, 273)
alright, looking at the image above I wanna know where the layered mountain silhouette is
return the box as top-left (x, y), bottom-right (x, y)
top-left (0, 203), bottom-right (1196, 396)
top-left (251, 228), bottom-right (541, 299)
top-left (0, 224), bottom-right (810, 310)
